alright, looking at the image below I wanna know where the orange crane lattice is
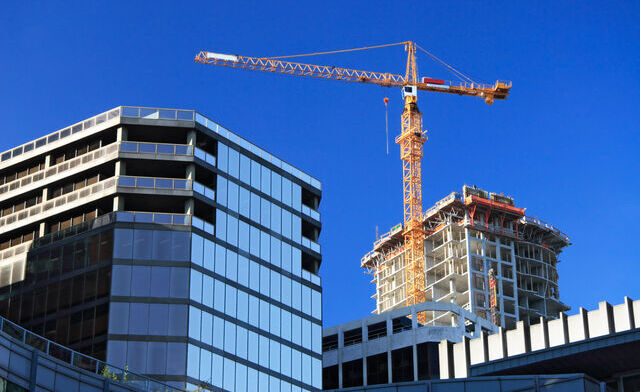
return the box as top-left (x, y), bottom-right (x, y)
top-left (195, 42), bottom-right (511, 323)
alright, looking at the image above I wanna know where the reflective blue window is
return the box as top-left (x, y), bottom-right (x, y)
top-left (282, 177), bottom-right (292, 206)
top-left (292, 247), bottom-right (302, 277)
top-left (204, 238), bottom-right (215, 271)
top-left (258, 335), bottom-right (269, 368)
top-left (227, 214), bottom-right (238, 247)
top-left (172, 231), bottom-right (190, 261)
top-left (302, 285), bottom-right (311, 315)
top-left (239, 186), bottom-right (250, 217)
top-left (238, 255), bottom-right (249, 287)
top-left (224, 320), bottom-right (236, 354)
top-left (272, 171), bottom-right (282, 201)
top-left (150, 267), bottom-right (170, 297)
top-left (214, 280), bottom-right (225, 312)
top-left (281, 310), bottom-right (291, 341)
top-left (271, 237), bottom-right (281, 268)
top-left (292, 215), bottom-right (302, 243)
top-left (200, 348), bottom-right (212, 384)
top-left (259, 299), bottom-right (270, 331)
top-left (201, 312), bottom-right (212, 345)
top-left (271, 204), bottom-right (282, 234)
top-left (217, 142), bottom-right (228, 172)
top-left (248, 295), bottom-right (259, 327)
top-left (228, 180), bottom-right (239, 212)
top-left (225, 285), bottom-right (237, 318)
top-left (133, 229), bottom-right (153, 259)
top-left (228, 148), bottom-right (240, 179)
top-left (166, 342), bottom-right (186, 375)
top-left (312, 290), bottom-right (322, 320)
top-left (111, 265), bottom-right (131, 296)
top-left (261, 166), bottom-right (271, 195)
top-left (152, 230), bottom-right (172, 260)
top-left (187, 344), bottom-right (200, 379)
top-left (291, 280), bottom-right (301, 311)
top-left (168, 305), bottom-right (188, 336)
top-left (281, 345), bottom-right (292, 378)
top-left (249, 260), bottom-right (260, 293)
top-left (131, 266), bottom-right (151, 297)
top-left (259, 265), bottom-right (270, 296)
top-left (312, 322), bottom-right (321, 353)
top-left (248, 331), bottom-right (259, 364)
top-left (238, 221), bottom-right (250, 252)
top-left (281, 276), bottom-right (291, 308)
top-left (251, 160), bottom-right (261, 190)
top-left (312, 358), bottom-right (322, 389)
top-left (223, 358), bottom-right (235, 391)
top-left (236, 363), bottom-right (248, 392)
top-left (270, 305), bottom-right (280, 336)
top-left (260, 231), bottom-right (270, 262)
top-left (215, 244), bottom-right (226, 276)
top-left (291, 314), bottom-right (301, 346)
top-left (250, 226), bottom-right (260, 257)
top-left (191, 234), bottom-right (204, 266)
top-left (226, 250), bottom-right (238, 282)
top-left (302, 353), bottom-right (311, 385)
top-left (260, 198), bottom-right (270, 228)
top-left (250, 192), bottom-right (260, 222)
top-left (148, 305), bottom-right (168, 335)
top-left (202, 275), bottom-right (213, 308)
top-left (236, 326), bottom-right (248, 360)
top-left (282, 210), bottom-right (292, 239)
top-left (113, 229), bottom-right (133, 259)
top-left (302, 318), bottom-right (311, 350)
top-left (237, 290), bottom-right (248, 323)
top-left (188, 306), bottom-right (201, 340)
top-left (108, 303), bottom-right (129, 334)
top-left (281, 243), bottom-right (292, 273)
top-left (190, 270), bottom-right (202, 303)
top-left (213, 316), bottom-right (224, 349)
top-left (216, 211), bottom-right (227, 241)
top-left (270, 270), bottom-right (281, 302)
top-left (129, 303), bottom-right (149, 334)
top-left (292, 184), bottom-right (302, 211)
top-left (212, 352), bottom-right (223, 388)
top-left (240, 154), bottom-right (251, 184)
top-left (170, 267), bottom-right (189, 299)
top-left (291, 349), bottom-right (301, 381)
top-left (270, 340), bottom-right (281, 372)
top-left (216, 176), bottom-right (227, 207)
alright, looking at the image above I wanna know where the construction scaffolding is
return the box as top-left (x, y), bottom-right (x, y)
top-left (362, 185), bottom-right (570, 329)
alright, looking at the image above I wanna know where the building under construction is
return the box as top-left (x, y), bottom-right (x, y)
top-left (361, 185), bottom-right (570, 329)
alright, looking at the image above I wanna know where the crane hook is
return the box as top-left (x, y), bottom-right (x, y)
top-left (384, 97), bottom-right (390, 155)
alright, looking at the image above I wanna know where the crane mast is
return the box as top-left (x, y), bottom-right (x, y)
top-left (396, 42), bottom-right (427, 318)
top-left (195, 42), bottom-right (511, 325)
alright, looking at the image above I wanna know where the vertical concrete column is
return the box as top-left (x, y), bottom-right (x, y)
top-left (625, 296), bottom-right (636, 330)
top-left (116, 126), bottom-right (127, 142)
top-left (480, 330), bottom-right (489, 362)
top-left (386, 316), bottom-right (393, 383)
top-left (540, 316), bottom-right (550, 349)
top-left (185, 129), bottom-right (197, 215)
top-left (38, 154), bottom-right (52, 237)
top-left (580, 307), bottom-right (591, 339)
top-left (337, 327), bottom-right (344, 389)
top-left (113, 160), bottom-right (126, 212)
top-left (452, 336), bottom-right (470, 378)
top-left (600, 301), bottom-right (615, 335)
top-left (438, 340), bottom-right (455, 379)
top-left (361, 321), bottom-right (367, 386)
top-left (411, 306), bottom-right (418, 381)
top-left (187, 129), bottom-right (197, 146)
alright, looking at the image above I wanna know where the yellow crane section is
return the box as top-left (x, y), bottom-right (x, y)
top-left (195, 41), bottom-right (511, 323)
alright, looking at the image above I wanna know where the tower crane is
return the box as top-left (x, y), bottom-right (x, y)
top-left (195, 42), bottom-right (511, 323)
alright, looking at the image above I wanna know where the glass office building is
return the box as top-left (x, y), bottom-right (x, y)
top-left (0, 106), bottom-right (323, 391)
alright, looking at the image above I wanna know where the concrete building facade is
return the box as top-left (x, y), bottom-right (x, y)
top-left (362, 186), bottom-right (570, 330)
top-left (0, 106), bottom-right (323, 391)
top-left (439, 297), bottom-right (640, 391)
top-left (321, 301), bottom-right (497, 390)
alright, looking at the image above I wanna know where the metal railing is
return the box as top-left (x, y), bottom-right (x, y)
top-left (301, 204), bottom-right (320, 221)
top-left (0, 142), bottom-right (119, 199)
top-left (117, 176), bottom-right (191, 191)
top-left (1, 108), bottom-right (121, 165)
top-left (0, 177), bottom-right (117, 233)
top-left (121, 106), bottom-right (195, 121)
top-left (192, 216), bottom-right (215, 235)
top-left (194, 147), bottom-right (217, 166)
top-left (520, 215), bottom-right (570, 243)
top-left (0, 316), bottom-right (182, 392)
top-left (193, 181), bottom-right (215, 200)
top-left (301, 236), bottom-right (321, 253)
top-left (120, 141), bottom-right (193, 156)
top-left (114, 211), bottom-right (191, 226)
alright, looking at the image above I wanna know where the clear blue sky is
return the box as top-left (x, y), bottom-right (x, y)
top-left (1, 2), bottom-right (639, 327)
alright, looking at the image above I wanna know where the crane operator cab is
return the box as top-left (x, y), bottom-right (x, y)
top-left (402, 85), bottom-right (418, 99)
